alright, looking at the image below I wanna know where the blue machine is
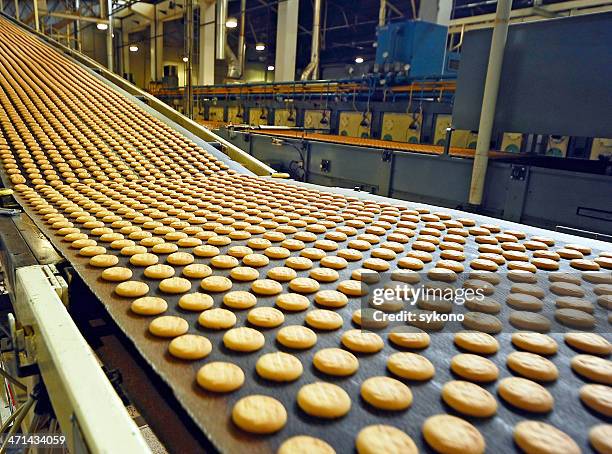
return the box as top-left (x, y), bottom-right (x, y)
top-left (375, 20), bottom-right (451, 79)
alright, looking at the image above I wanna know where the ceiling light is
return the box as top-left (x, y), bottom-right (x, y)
top-left (267, 65), bottom-right (275, 71)
top-left (355, 57), bottom-right (364, 64)
top-left (226, 17), bottom-right (238, 28)
top-left (129, 45), bottom-right (139, 52)
top-left (96, 23), bottom-right (108, 30)
top-left (182, 56), bottom-right (189, 62)
top-left (255, 42), bottom-right (265, 51)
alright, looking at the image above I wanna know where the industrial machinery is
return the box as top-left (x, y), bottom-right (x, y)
top-left (375, 20), bottom-right (453, 79)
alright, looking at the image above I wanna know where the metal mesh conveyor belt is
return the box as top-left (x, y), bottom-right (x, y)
top-left (1, 16), bottom-right (612, 454)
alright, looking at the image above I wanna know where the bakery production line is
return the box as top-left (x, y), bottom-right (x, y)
top-left (0, 11), bottom-right (611, 454)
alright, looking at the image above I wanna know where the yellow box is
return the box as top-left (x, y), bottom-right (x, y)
top-left (274, 109), bottom-right (297, 127)
top-left (501, 132), bottom-right (523, 153)
top-left (546, 136), bottom-right (569, 157)
top-left (249, 108), bottom-right (269, 126)
top-left (590, 138), bottom-right (612, 160)
top-left (433, 114), bottom-right (476, 148)
top-left (339, 111), bottom-right (371, 138)
top-left (207, 106), bottom-right (225, 122)
top-left (304, 110), bottom-right (331, 131)
top-left (381, 113), bottom-right (422, 143)
top-left (227, 106), bottom-right (246, 124)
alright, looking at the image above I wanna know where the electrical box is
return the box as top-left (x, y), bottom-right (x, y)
top-left (227, 106), bottom-right (246, 124)
top-left (249, 108), bottom-right (268, 126)
top-left (274, 109), bottom-right (297, 127)
top-left (375, 20), bottom-right (448, 78)
top-left (433, 114), bottom-right (476, 148)
top-left (339, 112), bottom-right (371, 138)
top-left (381, 113), bottom-right (422, 143)
top-left (501, 132), bottom-right (523, 153)
top-left (208, 106), bottom-right (225, 122)
top-left (590, 138), bottom-right (612, 160)
top-left (546, 135), bottom-right (569, 157)
top-left (304, 110), bottom-right (331, 131)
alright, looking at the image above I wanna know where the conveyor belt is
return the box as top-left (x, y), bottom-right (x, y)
top-left (1, 16), bottom-right (612, 454)
top-left (200, 125), bottom-right (518, 159)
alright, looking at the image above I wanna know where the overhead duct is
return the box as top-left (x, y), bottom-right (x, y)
top-left (379, 0), bottom-right (386, 26)
top-left (225, 44), bottom-right (241, 78)
top-left (300, 0), bottom-right (321, 80)
top-left (237, 0), bottom-right (246, 76)
top-left (223, 0), bottom-right (245, 78)
top-left (215, 0), bottom-right (227, 59)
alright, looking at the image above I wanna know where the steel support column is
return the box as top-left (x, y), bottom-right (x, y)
top-left (185, 0), bottom-right (194, 118)
top-left (33, 0), bottom-right (39, 31)
top-left (198, 0), bottom-right (215, 85)
top-left (104, 0), bottom-right (113, 71)
top-left (150, 6), bottom-right (163, 82)
top-left (274, 0), bottom-right (298, 81)
top-left (13, 0), bottom-right (19, 21)
top-left (122, 25), bottom-right (130, 78)
top-left (468, 0), bottom-right (511, 205)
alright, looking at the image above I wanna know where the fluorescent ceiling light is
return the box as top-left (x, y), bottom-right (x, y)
top-left (96, 23), bottom-right (108, 30)
top-left (129, 45), bottom-right (139, 52)
top-left (355, 57), bottom-right (364, 64)
top-left (267, 65), bottom-right (274, 71)
top-left (255, 42), bottom-right (265, 51)
top-left (226, 17), bottom-right (238, 28)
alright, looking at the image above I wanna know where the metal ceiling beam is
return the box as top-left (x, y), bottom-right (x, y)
top-left (40, 9), bottom-right (110, 23)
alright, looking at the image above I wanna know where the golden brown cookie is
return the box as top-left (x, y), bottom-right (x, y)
top-left (168, 334), bottom-right (212, 360)
top-left (565, 333), bottom-right (612, 355)
top-left (506, 351), bottom-right (559, 382)
top-left (355, 425), bottom-right (417, 454)
top-left (178, 292), bottom-right (214, 311)
top-left (589, 424), bottom-right (612, 454)
top-left (159, 277), bottom-right (192, 294)
top-left (441, 380), bottom-right (497, 417)
top-left (196, 362), bottom-right (244, 392)
top-left (131, 296), bottom-right (168, 316)
top-left (148, 315), bottom-right (189, 338)
top-left (313, 348), bottom-right (359, 376)
top-left (571, 355), bottom-right (612, 384)
top-left (115, 281), bottom-right (149, 298)
top-left (450, 353), bottom-right (498, 382)
top-left (277, 325), bottom-right (317, 349)
top-left (297, 382), bottom-right (351, 419)
top-left (223, 291), bottom-right (257, 309)
top-left (387, 352), bottom-right (435, 381)
top-left (198, 308), bottom-right (237, 329)
top-left (201, 275), bottom-right (233, 292)
top-left (513, 421), bottom-right (580, 454)
top-left (232, 395), bottom-right (287, 434)
top-left (341, 329), bottom-right (383, 353)
top-left (511, 332), bottom-right (558, 355)
top-left (360, 376), bottom-right (412, 411)
top-left (144, 264), bottom-right (175, 279)
top-left (278, 436), bottom-right (335, 454)
top-left (223, 327), bottom-right (265, 352)
top-left (580, 384), bottom-right (612, 417)
top-left (256, 351), bottom-right (303, 382)
top-left (497, 377), bottom-right (554, 413)
top-left (422, 414), bottom-right (485, 454)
